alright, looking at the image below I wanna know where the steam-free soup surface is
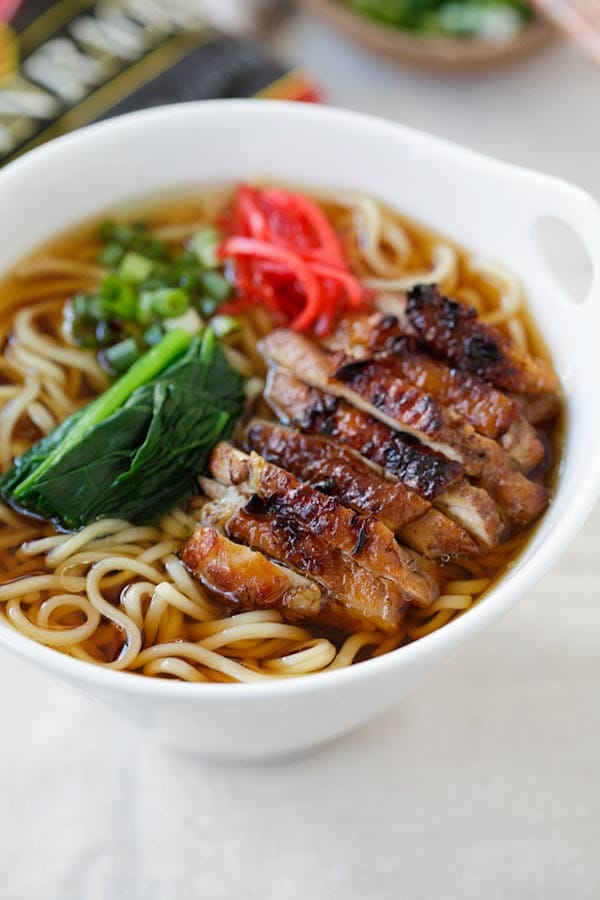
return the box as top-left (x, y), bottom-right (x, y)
top-left (0, 185), bottom-right (561, 682)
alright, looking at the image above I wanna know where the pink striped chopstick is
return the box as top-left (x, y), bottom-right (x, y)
top-left (531, 0), bottom-right (600, 64)
top-left (0, 0), bottom-right (23, 23)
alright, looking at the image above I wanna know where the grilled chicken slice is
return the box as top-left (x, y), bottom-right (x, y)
top-left (433, 480), bottom-right (504, 546)
top-left (182, 526), bottom-right (324, 619)
top-left (246, 421), bottom-right (429, 528)
top-left (327, 312), bottom-right (545, 471)
top-left (513, 391), bottom-right (561, 427)
top-left (247, 420), bottom-right (478, 560)
top-left (328, 312), bottom-right (521, 439)
top-left (196, 490), bottom-right (410, 633)
top-left (261, 328), bottom-right (486, 471)
top-left (476, 440), bottom-right (547, 524)
top-left (400, 510), bottom-right (476, 562)
top-left (232, 504), bottom-right (409, 633)
top-left (499, 418), bottom-right (546, 472)
top-left (379, 348), bottom-right (527, 438)
top-left (330, 353), bottom-right (547, 518)
top-left (400, 285), bottom-right (557, 396)
top-left (260, 330), bottom-right (547, 524)
top-left (265, 367), bottom-right (463, 501)
top-left (334, 347), bottom-right (544, 473)
top-left (209, 442), bottom-right (438, 608)
top-left (265, 370), bottom-right (504, 547)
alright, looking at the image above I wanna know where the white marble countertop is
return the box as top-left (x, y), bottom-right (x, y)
top-left (2, 9), bottom-right (600, 900)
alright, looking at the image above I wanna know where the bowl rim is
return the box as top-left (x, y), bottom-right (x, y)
top-left (1, 97), bottom-right (599, 701)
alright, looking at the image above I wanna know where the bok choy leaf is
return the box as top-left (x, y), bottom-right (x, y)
top-left (0, 328), bottom-right (244, 530)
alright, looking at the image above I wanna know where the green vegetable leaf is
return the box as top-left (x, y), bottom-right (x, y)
top-left (344, 0), bottom-right (533, 32)
top-left (0, 330), bottom-right (245, 530)
top-left (12, 329), bottom-right (191, 501)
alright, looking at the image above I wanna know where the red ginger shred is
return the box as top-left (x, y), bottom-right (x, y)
top-left (217, 184), bottom-right (366, 336)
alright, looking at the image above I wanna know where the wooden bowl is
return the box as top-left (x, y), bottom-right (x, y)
top-left (299, 0), bottom-right (554, 70)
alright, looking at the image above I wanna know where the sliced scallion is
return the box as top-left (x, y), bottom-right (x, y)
top-left (101, 275), bottom-right (137, 320)
top-left (142, 323), bottom-right (165, 347)
top-left (198, 296), bottom-right (220, 318)
top-left (103, 337), bottom-right (142, 374)
top-left (119, 252), bottom-right (155, 284)
top-left (138, 291), bottom-right (156, 325)
top-left (71, 294), bottom-right (91, 319)
top-left (95, 320), bottom-right (123, 347)
top-left (163, 308), bottom-right (203, 335)
top-left (98, 221), bottom-right (132, 245)
top-left (189, 228), bottom-right (220, 269)
top-left (151, 287), bottom-right (190, 319)
top-left (69, 314), bottom-right (101, 349)
top-left (71, 294), bottom-right (107, 323)
top-left (98, 242), bottom-right (125, 268)
top-left (210, 314), bottom-right (241, 338)
top-left (138, 287), bottom-right (190, 323)
top-left (199, 271), bottom-right (232, 303)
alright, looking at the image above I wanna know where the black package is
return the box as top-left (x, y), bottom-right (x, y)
top-left (0, 0), bottom-right (317, 166)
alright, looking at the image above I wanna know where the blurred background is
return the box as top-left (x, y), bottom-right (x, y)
top-left (1, 0), bottom-right (599, 193)
top-left (265, 0), bottom-right (599, 190)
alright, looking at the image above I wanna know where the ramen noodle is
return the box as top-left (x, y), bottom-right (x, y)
top-left (0, 186), bottom-right (561, 683)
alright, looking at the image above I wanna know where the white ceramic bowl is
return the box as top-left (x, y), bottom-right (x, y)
top-left (1, 100), bottom-right (600, 762)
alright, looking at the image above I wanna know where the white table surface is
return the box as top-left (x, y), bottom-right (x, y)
top-left (2, 9), bottom-right (600, 900)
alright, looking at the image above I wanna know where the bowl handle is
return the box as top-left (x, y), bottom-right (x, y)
top-left (527, 178), bottom-right (600, 317)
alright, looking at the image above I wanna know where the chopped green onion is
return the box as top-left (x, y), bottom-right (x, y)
top-left (142, 324), bottom-right (165, 347)
top-left (137, 237), bottom-right (167, 261)
top-left (138, 287), bottom-right (190, 322)
top-left (129, 223), bottom-right (167, 261)
top-left (100, 275), bottom-right (137, 319)
top-left (95, 320), bottom-right (123, 347)
top-left (189, 228), bottom-right (220, 269)
top-left (70, 294), bottom-right (107, 323)
top-left (152, 287), bottom-right (189, 319)
top-left (72, 332), bottom-right (101, 350)
top-left (69, 312), bottom-right (101, 349)
top-left (89, 298), bottom-right (109, 321)
top-left (71, 294), bottom-right (90, 319)
top-left (138, 291), bottom-right (156, 325)
top-left (177, 271), bottom-right (199, 292)
top-left (118, 252), bottom-right (155, 284)
top-left (181, 249), bottom-right (198, 264)
top-left (199, 271), bottom-right (232, 303)
top-left (163, 308), bottom-right (203, 335)
top-left (98, 242), bottom-right (126, 268)
top-left (98, 221), bottom-right (133, 245)
top-left (102, 338), bottom-right (142, 374)
top-left (210, 314), bottom-right (241, 338)
top-left (197, 296), bottom-right (220, 318)
top-left (97, 221), bottom-right (166, 261)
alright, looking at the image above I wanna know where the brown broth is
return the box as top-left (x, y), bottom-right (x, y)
top-left (0, 187), bottom-right (564, 673)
